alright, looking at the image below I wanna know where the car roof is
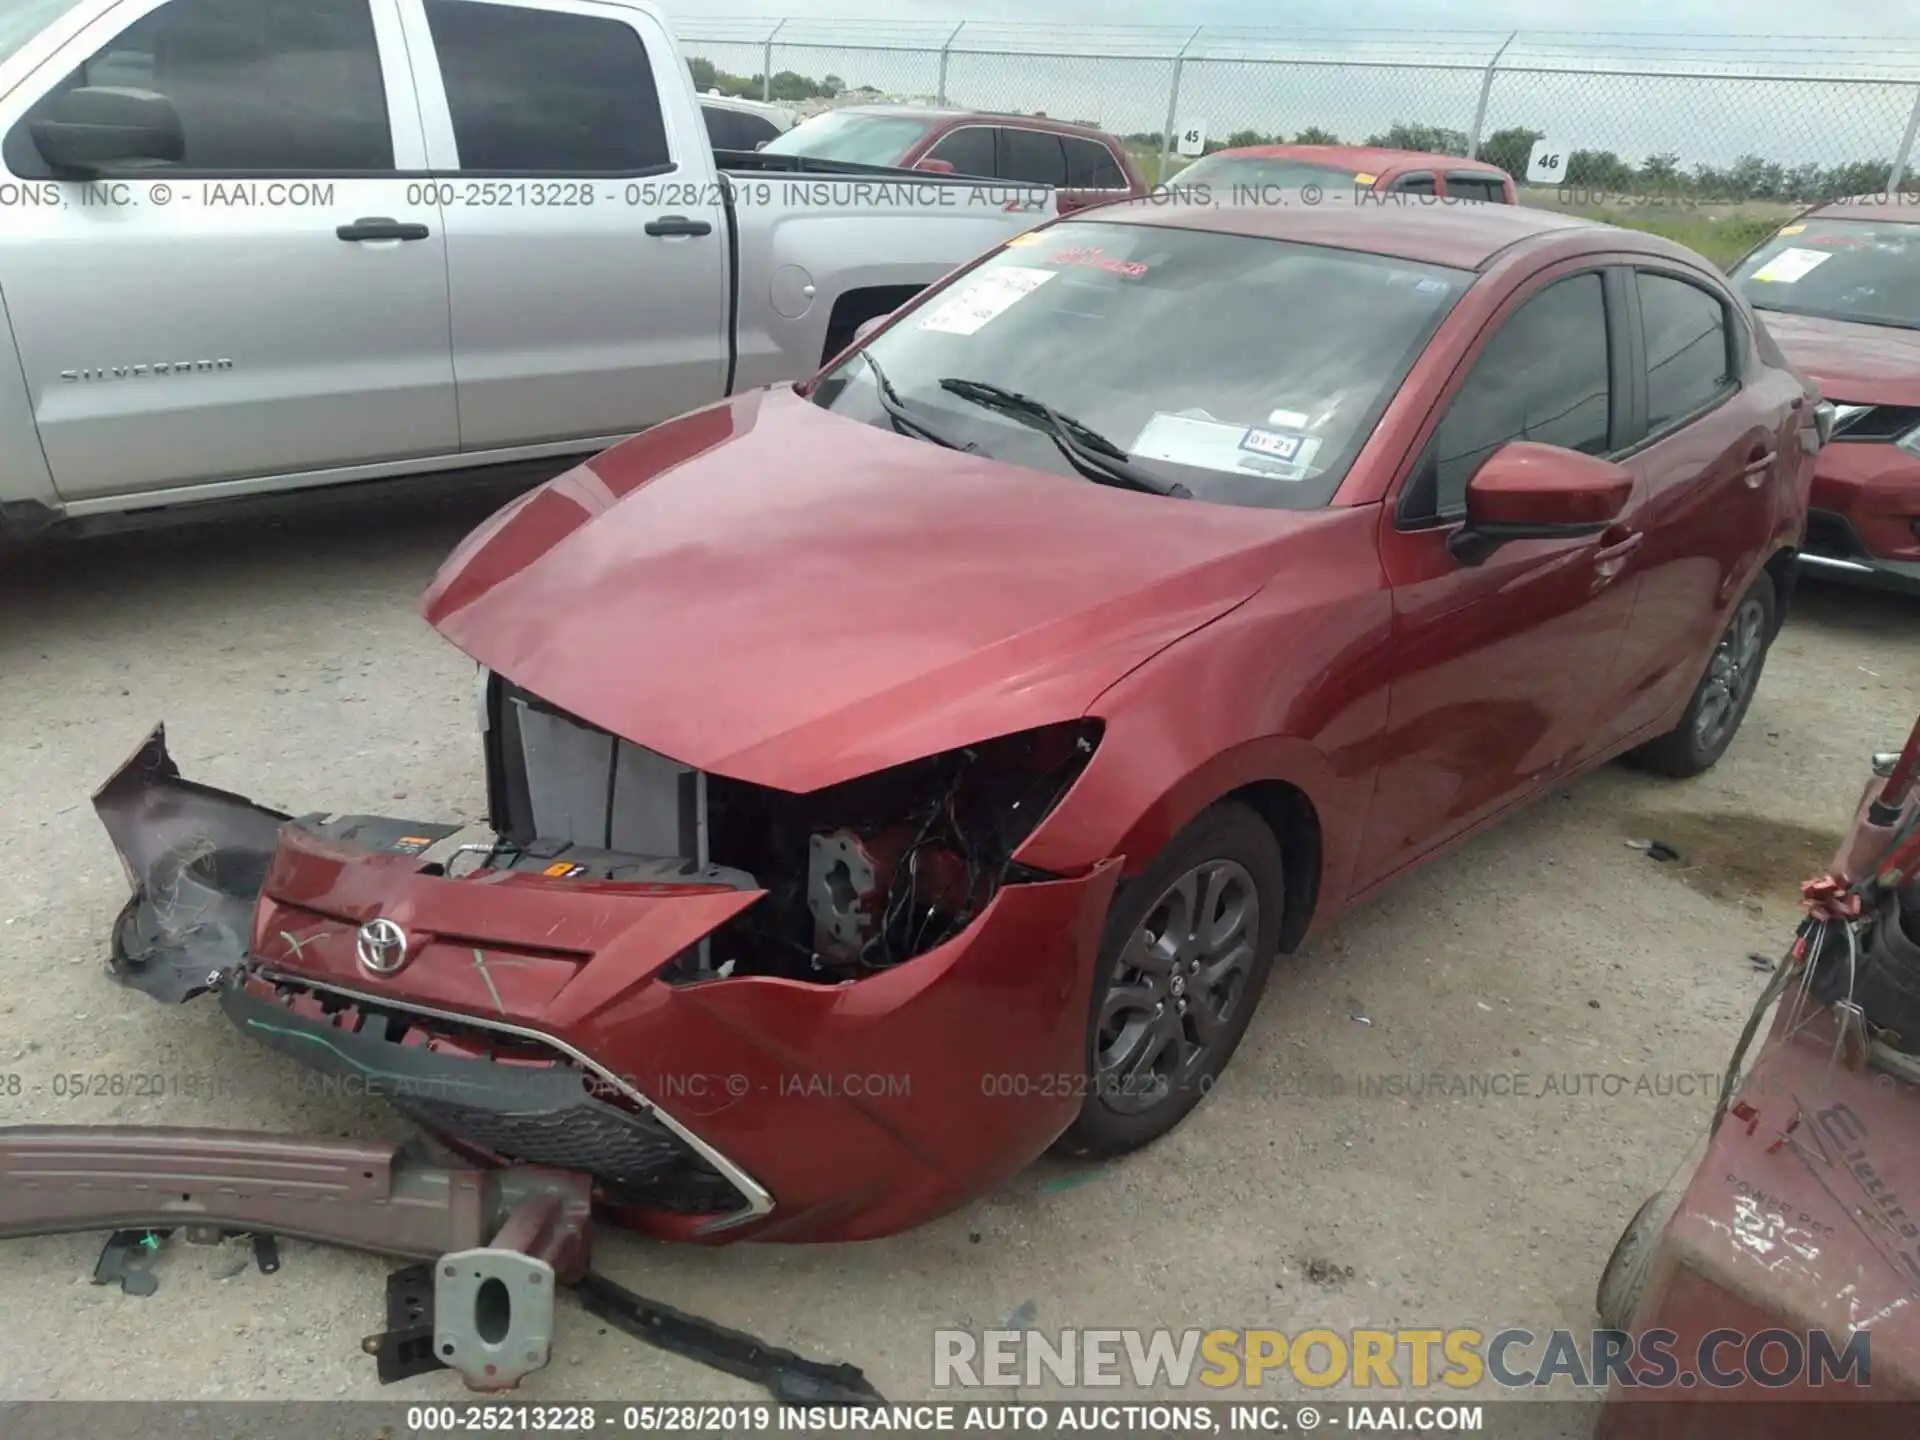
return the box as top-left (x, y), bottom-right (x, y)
top-left (1802, 194), bottom-right (1920, 223)
top-left (1200, 144), bottom-right (1510, 178)
top-left (831, 103), bottom-right (1122, 140)
top-left (1077, 198), bottom-right (1673, 271)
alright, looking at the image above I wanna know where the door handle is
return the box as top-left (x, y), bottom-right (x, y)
top-left (645, 215), bottom-right (713, 237)
top-left (1740, 450), bottom-right (1777, 488)
top-left (1592, 530), bottom-right (1644, 585)
top-left (337, 217), bottom-right (430, 242)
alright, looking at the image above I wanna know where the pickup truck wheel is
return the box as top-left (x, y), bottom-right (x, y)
top-left (1052, 802), bottom-right (1283, 1160)
top-left (1629, 571), bottom-right (1775, 779)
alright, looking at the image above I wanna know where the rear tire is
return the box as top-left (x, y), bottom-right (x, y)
top-left (1630, 571), bottom-right (1775, 779)
top-left (1053, 802), bottom-right (1284, 1160)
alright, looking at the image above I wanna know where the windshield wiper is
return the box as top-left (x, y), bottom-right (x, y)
top-left (936, 378), bottom-right (1192, 498)
top-left (861, 352), bottom-right (974, 452)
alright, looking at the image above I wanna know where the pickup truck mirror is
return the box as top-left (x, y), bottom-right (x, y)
top-left (30, 87), bottom-right (184, 173)
top-left (1447, 441), bottom-right (1631, 565)
top-left (914, 157), bottom-right (956, 174)
top-left (853, 313), bottom-right (893, 345)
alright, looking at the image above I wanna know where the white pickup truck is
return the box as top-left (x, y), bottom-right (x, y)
top-left (0, 0), bottom-right (1054, 535)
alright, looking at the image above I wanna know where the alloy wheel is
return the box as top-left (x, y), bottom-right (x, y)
top-left (1693, 596), bottom-right (1767, 754)
top-left (1094, 858), bottom-right (1261, 1115)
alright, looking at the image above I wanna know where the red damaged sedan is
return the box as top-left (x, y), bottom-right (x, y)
top-left (97, 201), bottom-right (1821, 1245)
top-left (1728, 197), bottom-right (1920, 593)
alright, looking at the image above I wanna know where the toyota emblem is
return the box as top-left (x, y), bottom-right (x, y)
top-left (355, 917), bottom-right (409, 975)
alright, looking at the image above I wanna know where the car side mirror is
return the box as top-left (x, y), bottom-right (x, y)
top-left (853, 313), bottom-right (892, 345)
top-left (30, 87), bottom-right (183, 173)
top-left (1447, 441), bottom-right (1632, 565)
top-left (915, 156), bottom-right (956, 174)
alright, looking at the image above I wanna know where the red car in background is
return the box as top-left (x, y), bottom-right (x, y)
top-left (1174, 143), bottom-right (1518, 204)
top-left (762, 104), bottom-right (1147, 213)
top-left (101, 201), bottom-right (1820, 1247)
top-left (1729, 197), bottom-right (1920, 594)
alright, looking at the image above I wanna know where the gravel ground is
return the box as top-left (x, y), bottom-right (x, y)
top-left (1, 497), bottom-right (1915, 1408)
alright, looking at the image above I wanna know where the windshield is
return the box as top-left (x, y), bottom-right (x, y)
top-left (809, 221), bottom-right (1466, 509)
top-left (1175, 154), bottom-right (1372, 195)
top-left (0, 0), bottom-right (80, 67)
top-left (1730, 217), bottom-right (1920, 331)
top-left (761, 111), bottom-right (938, 167)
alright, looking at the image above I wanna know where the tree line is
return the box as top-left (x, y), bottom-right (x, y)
top-left (689, 56), bottom-right (845, 103)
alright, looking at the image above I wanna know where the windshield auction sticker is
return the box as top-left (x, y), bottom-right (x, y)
top-left (1749, 247), bottom-right (1833, 284)
top-left (916, 266), bottom-right (1056, 336)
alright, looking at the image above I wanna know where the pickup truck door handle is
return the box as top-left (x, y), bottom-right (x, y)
top-left (1740, 449), bottom-right (1777, 487)
top-left (645, 215), bottom-right (713, 237)
top-left (337, 217), bottom-right (430, 242)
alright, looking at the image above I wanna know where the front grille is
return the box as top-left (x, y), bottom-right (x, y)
top-left (1831, 403), bottom-right (1920, 443)
top-left (398, 1094), bottom-right (742, 1213)
top-left (227, 971), bottom-right (742, 1214)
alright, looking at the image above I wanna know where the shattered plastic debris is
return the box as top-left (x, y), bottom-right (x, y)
top-left (1627, 838), bottom-right (1682, 862)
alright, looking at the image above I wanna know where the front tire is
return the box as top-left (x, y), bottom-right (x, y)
top-left (1053, 802), bottom-right (1284, 1160)
top-left (1630, 571), bottom-right (1776, 779)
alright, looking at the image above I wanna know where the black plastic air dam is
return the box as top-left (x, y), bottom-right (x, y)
top-left (223, 977), bottom-right (736, 1208)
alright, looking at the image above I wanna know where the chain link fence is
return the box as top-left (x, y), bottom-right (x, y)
top-left (674, 19), bottom-right (1920, 206)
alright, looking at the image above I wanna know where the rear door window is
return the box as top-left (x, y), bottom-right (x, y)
top-left (424, 0), bottom-right (668, 173)
top-left (1447, 174), bottom-right (1507, 203)
top-left (1637, 271), bottom-right (1737, 435)
top-left (1063, 136), bottom-right (1126, 189)
top-left (997, 127), bottom-right (1067, 186)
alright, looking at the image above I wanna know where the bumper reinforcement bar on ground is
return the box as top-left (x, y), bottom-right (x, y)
top-left (0, 1125), bottom-right (882, 1400)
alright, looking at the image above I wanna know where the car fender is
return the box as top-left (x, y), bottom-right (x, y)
top-left (1015, 506), bottom-right (1394, 935)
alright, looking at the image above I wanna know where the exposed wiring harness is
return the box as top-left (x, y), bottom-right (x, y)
top-left (853, 735), bottom-right (1094, 972)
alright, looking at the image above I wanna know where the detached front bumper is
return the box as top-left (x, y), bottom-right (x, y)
top-left (92, 727), bottom-right (1121, 1243)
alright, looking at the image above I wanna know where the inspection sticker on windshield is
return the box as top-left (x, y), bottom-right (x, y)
top-left (1750, 247), bottom-right (1833, 284)
top-left (917, 266), bottom-right (1056, 335)
top-left (1240, 427), bottom-right (1305, 461)
top-left (1133, 413), bottom-right (1321, 480)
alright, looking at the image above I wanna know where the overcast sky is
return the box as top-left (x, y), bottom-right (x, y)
top-left (671, 2), bottom-right (1920, 170)
top-left (679, 0), bottom-right (1916, 37)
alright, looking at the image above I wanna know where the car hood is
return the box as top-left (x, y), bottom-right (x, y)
top-left (1758, 310), bottom-right (1920, 407)
top-left (424, 387), bottom-right (1317, 792)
